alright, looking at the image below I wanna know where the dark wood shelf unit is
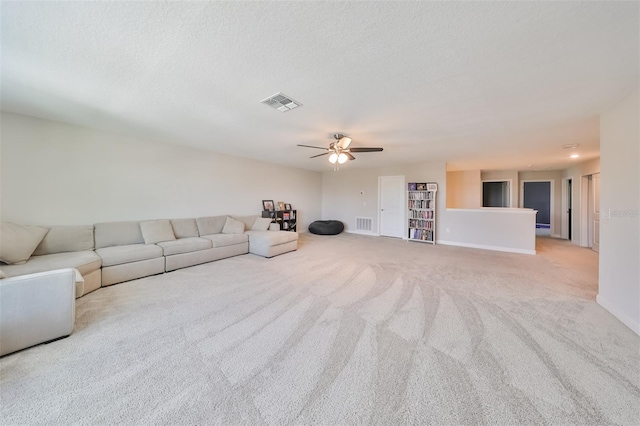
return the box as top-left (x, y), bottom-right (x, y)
top-left (262, 210), bottom-right (297, 232)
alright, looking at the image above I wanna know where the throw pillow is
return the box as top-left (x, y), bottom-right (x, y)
top-left (233, 215), bottom-right (257, 230)
top-left (251, 217), bottom-right (272, 231)
top-left (0, 269), bottom-right (6, 279)
top-left (222, 216), bottom-right (245, 234)
top-left (0, 222), bottom-right (49, 265)
top-left (140, 220), bottom-right (176, 244)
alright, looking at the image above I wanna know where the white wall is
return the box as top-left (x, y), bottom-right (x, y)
top-left (322, 162), bottom-right (446, 237)
top-left (446, 170), bottom-right (481, 208)
top-left (0, 112), bottom-right (322, 230)
top-left (441, 208), bottom-right (537, 254)
top-left (563, 158), bottom-right (601, 246)
top-left (598, 89), bottom-right (639, 335)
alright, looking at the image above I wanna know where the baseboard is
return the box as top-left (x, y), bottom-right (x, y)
top-left (437, 240), bottom-right (536, 255)
top-left (345, 230), bottom-right (379, 237)
top-left (596, 294), bottom-right (640, 336)
top-left (551, 234), bottom-right (562, 239)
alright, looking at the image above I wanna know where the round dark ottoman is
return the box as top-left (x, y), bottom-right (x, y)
top-left (309, 220), bottom-right (344, 235)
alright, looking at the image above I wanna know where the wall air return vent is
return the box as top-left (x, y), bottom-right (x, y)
top-left (260, 92), bottom-right (302, 112)
top-left (355, 217), bottom-right (373, 233)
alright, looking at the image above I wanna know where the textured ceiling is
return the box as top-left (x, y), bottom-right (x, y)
top-left (1, 2), bottom-right (638, 172)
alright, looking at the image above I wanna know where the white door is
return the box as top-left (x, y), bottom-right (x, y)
top-left (379, 176), bottom-right (405, 238)
top-left (592, 173), bottom-right (600, 253)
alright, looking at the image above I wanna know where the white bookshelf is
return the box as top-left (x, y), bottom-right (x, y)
top-left (407, 182), bottom-right (437, 244)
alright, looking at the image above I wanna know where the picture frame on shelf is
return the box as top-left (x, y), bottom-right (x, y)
top-left (408, 183), bottom-right (417, 191)
top-left (277, 201), bottom-right (285, 211)
top-left (262, 200), bottom-right (274, 211)
top-left (416, 183), bottom-right (426, 191)
top-left (285, 203), bottom-right (291, 210)
top-left (426, 183), bottom-right (438, 191)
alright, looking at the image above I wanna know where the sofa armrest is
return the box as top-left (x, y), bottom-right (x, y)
top-left (0, 268), bottom-right (76, 356)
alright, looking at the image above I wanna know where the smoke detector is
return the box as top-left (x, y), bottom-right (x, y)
top-left (260, 92), bottom-right (302, 112)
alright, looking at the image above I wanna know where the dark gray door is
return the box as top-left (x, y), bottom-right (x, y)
top-left (523, 181), bottom-right (550, 224)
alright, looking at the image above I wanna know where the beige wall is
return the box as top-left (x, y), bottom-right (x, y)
top-left (322, 162), bottom-right (446, 237)
top-left (446, 170), bottom-right (481, 208)
top-left (0, 112), bottom-right (323, 230)
top-left (598, 89), bottom-right (639, 335)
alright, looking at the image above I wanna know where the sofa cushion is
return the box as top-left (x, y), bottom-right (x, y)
top-left (170, 218), bottom-right (199, 239)
top-left (222, 217), bottom-right (245, 234)
top-left (0, 269), bottom-right (5, 279)
top-left (140, 220), bottom-right (176, 244)
top-left (251, 217), bottom-right (272, 231)
top-left (245, 230), bottom-right (299, 245)
top-left (196, 216), bottom-right (227, 236)
top-left (96, 244), bottom-right (163, 267)
top-left (0, 251), bottom-right (102, 278)
top-left (246, 231), bottom-right (298, 256)
top-left (94, 221), bottom-right (144, 249)
top-left (0, 222), bottom-right (49, 265)
top-left (157, 237), bottom-right (212, 256)
top-left (233, 215), bottom-right (258, 231)
top-left (33, 225), bottom-right (94, 256)
top-left (201, 233), bottom-right (249, 248)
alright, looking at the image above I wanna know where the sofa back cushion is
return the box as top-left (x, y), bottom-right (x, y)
top-left (94, 221), bottom-right (144, 249)
top-left (251, 217), bottom-right (273, 231)
top-left (196, 216), bottom-right (227, 236)
top-left (0, 222), bottom-right (49, 264)
top-left (140, 220), bottom-right (176, 244)
top-left (33, 225), bottom-right (94, 256)
top-left (222, 217), bottom-right (245, 234)
top-left (232, 215), bottom-right (258, 231)
top-left (170, 218), bottom-right (199, 239)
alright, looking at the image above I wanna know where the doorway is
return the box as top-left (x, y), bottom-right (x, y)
top-left (588, 173), bottom-right (600, 252)
top-left (568, 179), bottom-right (572, 240)
top-left (562, 177), bottom-right (573, 240)
top-left (521, 180), bottom-right (553, 236)
top-left (482, 180), bottom-right (511, 207)
top-left (378, 176), bottom-right (405, 238)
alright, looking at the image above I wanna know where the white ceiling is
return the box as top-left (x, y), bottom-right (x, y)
top-left (1, 2), bottom-right (638, 172)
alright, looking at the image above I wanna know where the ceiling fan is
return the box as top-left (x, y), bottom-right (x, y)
top-left (297, 134), bottom-right (383, 167)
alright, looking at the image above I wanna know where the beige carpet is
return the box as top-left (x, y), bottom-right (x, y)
top-left (1, 233), bottom-right (639, 425)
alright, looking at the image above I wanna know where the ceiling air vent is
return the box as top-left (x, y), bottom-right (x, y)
top-left (260, 92), bottom-right (302, 112)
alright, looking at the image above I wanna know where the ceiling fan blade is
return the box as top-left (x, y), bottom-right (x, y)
top-left (297, 144), bottom-right (329, 150)
top-left (310, 152), bottom-right (330, 158)
top-left (337, 136), bottom-right (352, 149)
top-left (349, 147), bottom-right (383, 152)
top-left (345, 152), bottom-right (356, 160)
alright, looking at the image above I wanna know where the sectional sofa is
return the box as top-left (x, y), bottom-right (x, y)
top-left (0, 214), bottom-right (298, 298)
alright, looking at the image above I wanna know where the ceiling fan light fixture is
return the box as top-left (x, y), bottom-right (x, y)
top-left (328, 153), bottom-right (339, 164)
top-left (338, 136), bottom-right (352, 149)
top-left (338, 153), bottom-right (348, 164)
